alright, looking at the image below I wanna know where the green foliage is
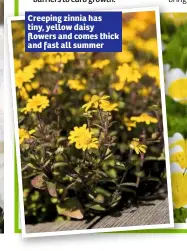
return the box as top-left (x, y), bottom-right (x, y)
top-left (161, 16), bottom-right (187, 71)
top-left (174, 208), bottom-right (187, 223)
top-left (166, 96), bottom-right (187, 137)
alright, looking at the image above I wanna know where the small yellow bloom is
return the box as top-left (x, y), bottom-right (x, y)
top-left (111, 82), bottom-right (124, 91)
top-left (31, 81), bottom-right (40, 89)
top-left (123, 117), bottom-right (136, 131)
top-left (19, 87), bottom-right (29, 100)
top-left (116, 63), bottom-right (141, 83)
top-left (145, 38), bottom-right (158, 58)
top-left (131, 113), bottom-right (158, 125)
top-left (83, 94), bottom-right (91, 102)
top-left (40, 87), bottom-right (50, 95)
top-left (82, 95), bottom-right (109, 112)
top-left (30, 58), bottom-right (45, 70)
top-left (19, 128), bottom-right (36, 145)
top-left (68, 124), bottom-right (99, 151)
top-left (141, 63), bottom-right (160, 86)
top-left (100, 101), bottom-right (118, 112)
top-left (122, 27), bottom-right (137, 41)
top-left (115, 50), bottom-right (134, 64)
top-left (14, 59), bottom-right (21, 72)
top-left (138, 87), bottom-right (152, 97)
top-left (129, 138), bottom-right (147, 155)
top-left (21, 94), bottom-right (49, 114)
top-left (25, 83), bottom-right (32, 92)
top-left (91, 60), bottom-right (110, 69)
top-left (45, 52), bottom-right (75, 65)
top-left (68, 79), bottom-right (86, 91)
top-left (15, 66), bottom-right (35, 89)
top-left (128, 18), bottom-right (148, 32)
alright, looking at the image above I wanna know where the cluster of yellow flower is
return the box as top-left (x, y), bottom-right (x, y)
top-left (82, 95), bottom-right (118, 112)
top-left (124, 113), bottom-right (158, 131)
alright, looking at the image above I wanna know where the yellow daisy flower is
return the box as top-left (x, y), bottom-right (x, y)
top-left (123, 117), bottom-right (137, 131)
top-left (68, 79), bottom-right (86, 91)
top-left (116, 63), bottom-right (141, 83)
top-left (82, 95), bottom-right (109, 112)
top-left (91, 60), bottom-right (110, 69)
top-left (111, 82), bottom-right (125, 91)
top-left (130, 113), bottom-right (158, 125)
top-left (129, 138), bottom-right (147, 155)
top-left (99, 101), bottom-right (118, 112)
top-left (19, 128), bottom-right (36, 145)
top-left (15, 66), bottom-right (35, 89)
top-left (68, 124), bottom-right (99, 151)
top-left (115, 50), bottom-right (134, 64)
top-left (21, 94), bottom-right (49, 114)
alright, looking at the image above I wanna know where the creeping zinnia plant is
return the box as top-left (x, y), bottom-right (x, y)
top-left (13, 12), bottom-right (167, 224)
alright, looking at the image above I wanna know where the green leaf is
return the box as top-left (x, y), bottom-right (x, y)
top-left (95, 187), bottom-right (111, 197)
top-left (56, 198), bottom-right (84, 219)
top-left (118, 186), bottom-right (136, 195)
top-left (119, 182), bottom-right (137, 188)
top-left (46, 181), bottom-right (57, 197)
top-left (88, 204), bottom-right (106, 211)
top-left (134, 171), bottom-right (145, 177)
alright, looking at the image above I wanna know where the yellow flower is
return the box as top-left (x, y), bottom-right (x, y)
top-left (25, 83), bottom-right (32, 92)
top-left (82, 95), bottom-right (109, 112)
top-left (135, 11), bottom-right (155, 24)
top-left (14, 59), bottom-right (21, 72)
top-left (68, 124), bottom-right (99, 151)
top-left (138, 87), bottom-right (152, 97)
top-left (131, 113), bottom-right (158, 125)
top-left (91, 60), bottom-right (110, 69)
top-left (68, 79), bottom-right (86, 91)
top-left (141, 64), bottom-right (160, 86)
top-left (111, 82), bottom-right (124, 91)
top-left (15, 66), bottom-right (35, 89)
top-left (100, 101), bottom-right (118, 112)
top-left (128, 18), bottom-right (148, 32)
top-left (83, 94), bottom-right (91, 102)
top-left (129, 138), bottom-right (147, 154)
top-left (115, 50), bottom-right (134, 64)
top-left (116, 63), bottom-right (141, 83)
top-left (30, 58), bottom-right (45, 70)
top-left (122, 27), bottom-right (137, 41)
top-left (171, 163), bottom-right (187, 209)
top-left (144, 38), bottom-right (158, 58)
top-left (169, 133), bottom-right (187, 169)
top-left (19, 128), bottom-right (36, 145)
top-left (45, 52), bottom-right (75, 65)
top-left (19, 87), bottom-right (29, 100)
top-left (21, 94), bottom-right (49, 114)
top-left (31, 81), bottom-right (40, 89)
top-left (40, 87), bottom-right (50, 95)
top-left (123, 117), bottom-right (136, 131)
